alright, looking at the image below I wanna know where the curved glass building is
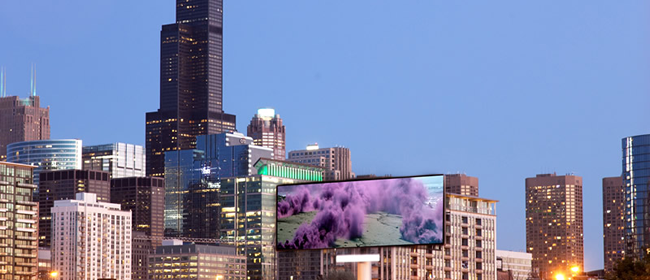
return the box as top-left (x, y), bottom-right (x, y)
top-left (623, 134), bottom-right (650, 258)
top-left (6, 139), bottom-right (82, 189)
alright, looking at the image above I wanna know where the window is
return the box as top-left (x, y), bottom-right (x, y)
top-left (476, 218), bottom-right (482, 225)
top-left (462, 216), bottom-right (468, 224)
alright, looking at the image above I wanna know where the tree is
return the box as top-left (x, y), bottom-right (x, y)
top-left (607, 254), bottom-right (650, 280)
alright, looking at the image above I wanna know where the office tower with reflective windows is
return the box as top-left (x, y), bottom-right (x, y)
top-left (287, 144), bottom-right (355, 181)
top-left (525, 173), bottom-right (584, 279)
top-left (6, 139), bottom-right (82, 190)
top-left (82, 143), bottom-right (146, 178)
top-left (247, 108), bottom-right (286, 160)
top-left (164, 132), bottom-right (272, 237)
top-left (602, 176), bottom-right (625, 272)
top-left (623, 134), bottom-right (650, 259)
top-left (445, 173), bottom-right (479, 196)
top-left (38, 169), bottom-right (111, 247)
top-left (0, 91), bottom-right (50, 161)
top-left (51, 193), bottom-right (132, 280)
top-left (0, 162), bottom-right (38, 279)
top-left (146, 0), bottom-right (236, 178)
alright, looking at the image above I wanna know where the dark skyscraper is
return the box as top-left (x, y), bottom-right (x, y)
top-left (146, 0), bottom-right (236, 177)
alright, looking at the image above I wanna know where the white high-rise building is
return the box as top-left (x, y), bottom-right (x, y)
top-left (51, 193), bottom-right (132, 280)
top-left (288, 144), bottom-right (355, 181)
top-left (82, 143), bottom-right (146, 178)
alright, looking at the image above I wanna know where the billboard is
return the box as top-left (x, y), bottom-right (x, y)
top-left (276, 174), bottom-right (444, 250)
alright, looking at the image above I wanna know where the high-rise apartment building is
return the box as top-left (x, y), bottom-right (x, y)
top-left (82, 143), bottom-right (146, 178)
top-left (445, 173), bottom-right (479, 196)
top-left (525, 173), bottom-right (584, 279)
top-left (164, 132), bottom-right (272, 237)
top-left (287, 144), bottom-right (355, 181)
top-left (148, 240), bottom-right (246, 280)
top-left (602, 176), bottom-right (625, 272)
top-left (0, 162), bottom-right (38, 279)
top-left (51, 193), bottom-right (132, 280)
top-left (247, 108), bottom-right (286, 160)
top-left (6, 139), bottom-right (82, 189)
top-left (38, 169), bottom-right (111, 247)
top-left (622, 134), bottom-right (650, 258)
top-left (0, 94), bottom-right (50, 161)
top-left (146, 0), bottom-right (236, 178)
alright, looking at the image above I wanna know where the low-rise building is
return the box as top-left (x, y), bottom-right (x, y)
top-left (148, 241), bottom-right (245, 280)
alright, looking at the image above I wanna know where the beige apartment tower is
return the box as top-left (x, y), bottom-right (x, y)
top-left (602, 176), bottom-right (625, 272)
top-left (288, 144), bottom-right (355, 181)
top-left (0, 162), bottom-right (38, 279)
top-left (445, 174), bottom-right (479, 196)
top-left (525, 173), bottom-right (584, 280)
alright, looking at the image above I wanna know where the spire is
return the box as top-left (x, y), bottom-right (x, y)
top-left (31, 64), bottom-right (36, 97)
top-left (0, 67), bottom-right (4, 97)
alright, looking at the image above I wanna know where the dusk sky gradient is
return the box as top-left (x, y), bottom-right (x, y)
top-left (1, 1), bottom-right (649, 270)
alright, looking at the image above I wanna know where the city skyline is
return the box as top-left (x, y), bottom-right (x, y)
top-left (1, 0), bottom-right (649, 271)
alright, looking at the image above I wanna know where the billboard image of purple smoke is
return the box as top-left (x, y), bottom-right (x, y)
top-left (276, 175), bottom-right (444, 250)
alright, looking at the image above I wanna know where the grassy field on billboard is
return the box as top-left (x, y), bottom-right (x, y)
top-left (276, 175), bottom-right (444, 250)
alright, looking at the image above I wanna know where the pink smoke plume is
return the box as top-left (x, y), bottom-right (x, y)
top-left (277, 177), bottom-right (444, 249)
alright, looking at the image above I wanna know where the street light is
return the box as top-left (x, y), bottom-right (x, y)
top-left (570, 266), bottom-right (580, 274)
top-left (555, 273), bottom-right (565, 280)
top-left (50, 271), bottom-right (59, 278)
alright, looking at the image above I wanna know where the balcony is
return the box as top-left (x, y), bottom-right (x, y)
top-left (15, 235), bottom-right (37, 240)
top-left (16, 200), bottom-right (37, 206)
top-left (16, 262), bottom-right (37, 267)
top-left (16, 243), bottom-right (37, 249)
top-left (15, 270), bottom-right (35, 275)
top-left (15, 253), bottom-right (37, 258)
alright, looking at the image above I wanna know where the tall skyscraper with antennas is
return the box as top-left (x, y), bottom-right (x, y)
top-left (0, 67), bottom-right (50, 160)
top-left (145, 0), bottom-right (236, 177)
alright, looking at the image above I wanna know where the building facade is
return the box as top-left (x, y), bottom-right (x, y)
top-left (602, 176), bottom-right (625, 272)
top-left (525, 173), bottom-right (584, 279)
top-left (82, 143), bottom-right (146, 178)
top-left (38, 169), bottom-right (111, 247)
top-left (622, 134), bottom-right (650, 258)
top-left (6, 139), bottom-right (82, 190)
top-left (445, 174), bottom-right (479, 196)
top-left (110, 176), bottom-right (164, 280)
top-left (111, 176), bottom-right (165, 237)
top-left (0, 95), bottom-right (50, 161)
top-left (0, 162), bottom-right (38, 279)
top-left (148, 241), bottom-right (246, 280)
top-left (287, 144), bottom-right (355, 181)
top-left (247, 108), bottom-right (286, 160)
top-left (146, 0), bottom-right (237, 178)
top-left (164, 132), bottom-right (272, 237)
top-left (51, 193), bottom-right (132, 280)
top-left (496, 250), bottom-right (532, 280)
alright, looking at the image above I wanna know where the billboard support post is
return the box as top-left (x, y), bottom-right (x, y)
top-left (336, 254), bottom-right (380, 280)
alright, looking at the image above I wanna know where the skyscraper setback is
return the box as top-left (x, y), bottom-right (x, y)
top-left (146, 0), bottom-right (236, 177)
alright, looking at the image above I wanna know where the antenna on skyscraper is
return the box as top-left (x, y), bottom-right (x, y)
top-left (31, 64), bottom-right (36, 97)
top-left (0, 67), bottom-right (5, 97)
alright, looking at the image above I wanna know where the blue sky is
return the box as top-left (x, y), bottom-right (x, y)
top-left (1, 1), bottom-right (649, 270)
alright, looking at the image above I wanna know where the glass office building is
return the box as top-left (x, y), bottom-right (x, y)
top-left (164, 132), bottom-right (272, 237)
top-left (6, 139), bottom-right (82, 192)
top-left (623, 134), bottom-right (650, 258)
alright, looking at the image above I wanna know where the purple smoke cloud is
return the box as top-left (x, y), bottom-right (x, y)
top-left (277, 177), bottom-right (444, 249)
